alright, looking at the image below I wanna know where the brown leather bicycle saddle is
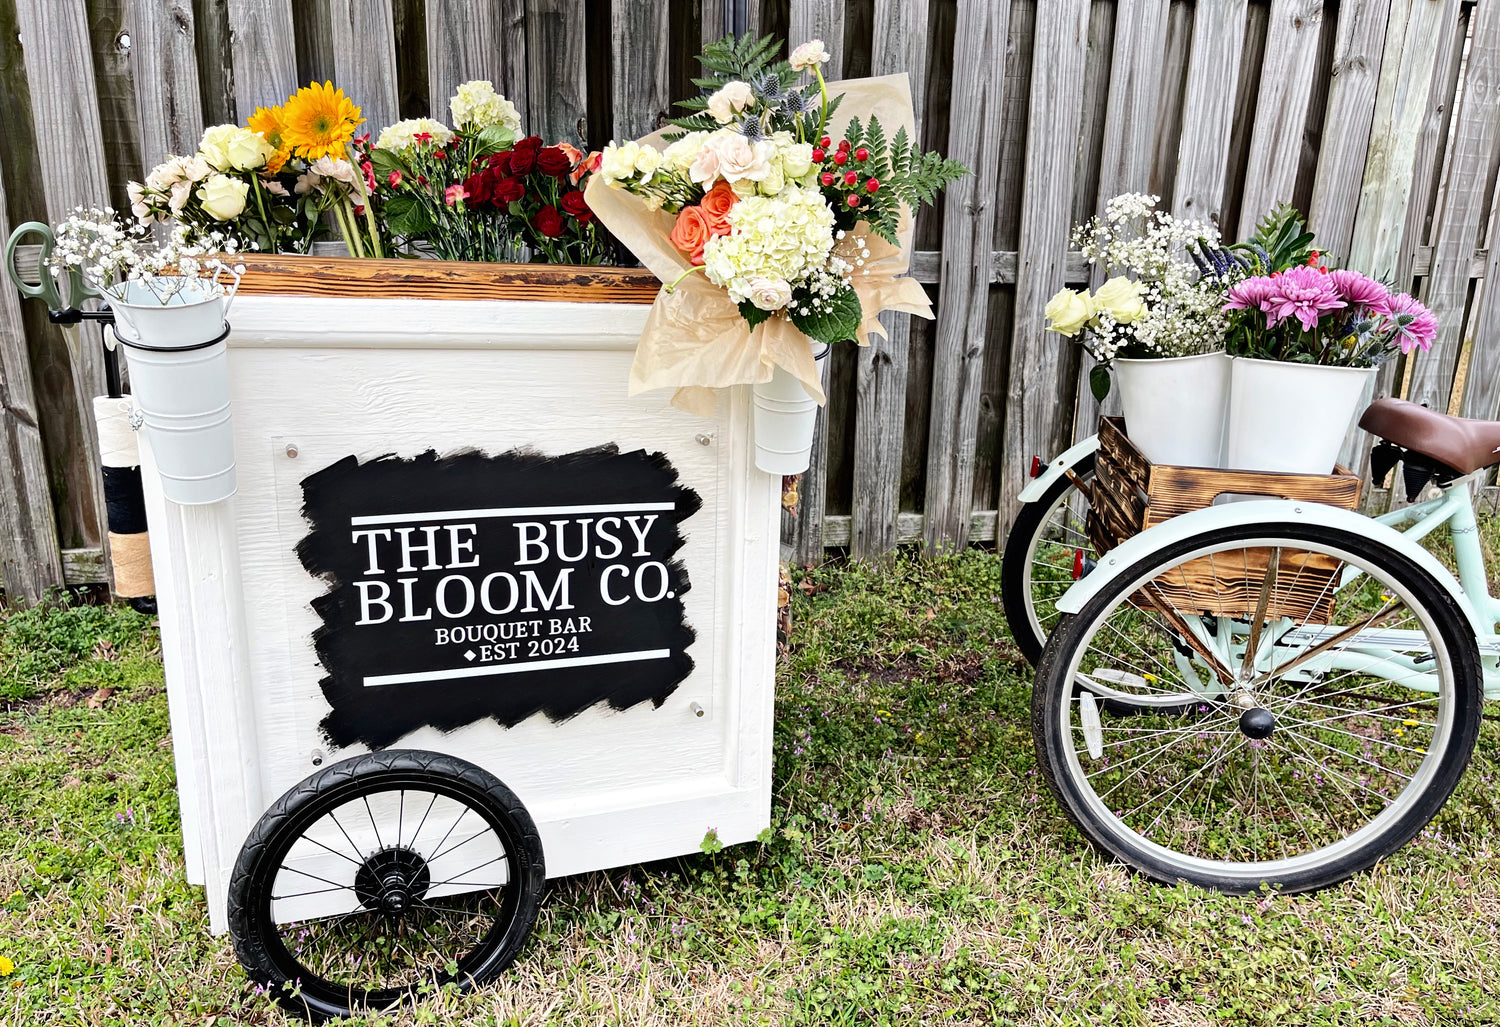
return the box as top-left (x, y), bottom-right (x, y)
top-left (1359, 397), bottom-right (1500, 475)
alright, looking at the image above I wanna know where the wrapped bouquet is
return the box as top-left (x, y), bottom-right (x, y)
top-left (586, 34), bottom-right (965, 417)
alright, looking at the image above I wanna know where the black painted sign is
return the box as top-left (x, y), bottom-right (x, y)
top-left (297, 445), bottom-right (701, 749)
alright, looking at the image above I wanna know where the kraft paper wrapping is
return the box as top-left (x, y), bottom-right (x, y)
top-left (585, 73), bottom-right (935, 417)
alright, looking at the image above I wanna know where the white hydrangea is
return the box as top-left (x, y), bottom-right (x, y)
top-left (449, 80), bottom-right (521, 133)
top-left (374, 117), bottom-right (454, 151)
top-left (701, 185), bottom-right (835, 305)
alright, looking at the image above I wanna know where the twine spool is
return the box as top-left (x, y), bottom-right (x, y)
top-left (93, 395), bottom-right (140, 469)
top-left (108, 531), bottom-right (155, 598)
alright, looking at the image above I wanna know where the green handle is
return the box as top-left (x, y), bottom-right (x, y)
top-left (3, 222), bottom-right (102, 311)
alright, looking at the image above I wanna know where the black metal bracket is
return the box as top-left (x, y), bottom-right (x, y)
top-left (47, 307), bottom-right (122, 397)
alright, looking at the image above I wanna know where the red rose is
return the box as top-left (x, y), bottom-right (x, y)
top-left (560, 189), bottom-right (590, 217)
top-left (508, 147), bottom-right (536, 175)
top-left (536, 146), bottom-right (573, 177)
top-left (492, 177), bottom-right (525, 204)
top-left (534, 205), bottom-right (565, 238)
top-left (463, 171), bottom-right (491, 203)
top-left (514, 135), bottom-right (543, 152)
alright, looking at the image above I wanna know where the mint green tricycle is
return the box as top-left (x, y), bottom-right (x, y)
top-left (1004, 398), bottom-right (1500, 894)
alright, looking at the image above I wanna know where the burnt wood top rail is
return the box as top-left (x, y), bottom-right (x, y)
top-left (232, 255), bottom-right (663, 303)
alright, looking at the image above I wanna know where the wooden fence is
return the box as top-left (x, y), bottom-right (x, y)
top-left (2, 0), bottom-right (1499, 603)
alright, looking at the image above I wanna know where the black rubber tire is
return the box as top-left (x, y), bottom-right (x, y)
top-left (1032, 521), bottom-right (1484, 895)
top-left (1002, 453), bottom-right (1096, 665)
top-left (228, 750), bottom-right (545, 1021)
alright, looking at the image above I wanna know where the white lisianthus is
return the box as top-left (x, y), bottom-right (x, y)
top-left (198, 124), bottom-right (275, 172)
top-left (374, 117), bottom-right (454, 151)
top-left (661, 132), bottom-right (708, 175)
top-left (705, 80), bottom-right (756, 124)
top-left (449, 80), bottom-right (521, 132)
top-left (600, 141), bottom-right (662, 185)
top-left (789, 40), bottom-right (830, 72)
top-left (746, 277), bottom-right (793, 311)
top-left (197, 174), bottom-right (249, 221)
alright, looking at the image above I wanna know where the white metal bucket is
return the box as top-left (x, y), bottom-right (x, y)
top-left (752, 351), bottom-right (826, 475)
top-left (1114, 351), bottom-right (1231, 468)
top-left (1224, 357), bottom-right (1375, 474)
top-left (120, 339), bottom-right (237, 505)
top-left (107, 278), bottom-right (230, 350)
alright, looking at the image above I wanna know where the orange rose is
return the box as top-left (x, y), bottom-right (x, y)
top-left (669, 205), bottom-right (713, 263)
top-left (700, 180), bottom-right (737, 235)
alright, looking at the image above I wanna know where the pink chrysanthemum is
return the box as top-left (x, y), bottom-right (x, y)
top-left (1328, 269), bottom-right (1393, 315)
top-left (1386, 292), bottom-right (1438, 353)
top-left (1262, 265), bottom-right (1346, 332)
top-left (1223, 276), bottom-right (1277, 312)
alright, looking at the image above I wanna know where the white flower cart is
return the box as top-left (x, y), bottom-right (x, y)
top-left (139, 257), bottom-right (781, 1018)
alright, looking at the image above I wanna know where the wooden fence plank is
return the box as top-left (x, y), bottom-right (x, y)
top-left (850, 0), bottom-right (927, 561)
top-left (996, 0), bottom-right (1091, 533)
top-left (1337, 0), bottom-right (1454, 475)
top-left (0, 165), bottom-right (63, 602)
top-left (1398, 0), bottom-right (1465, 287)
top-left (1237, 0), bottom-right (1324, 231)
top-left (527, 0), bottom-right (588, 144)
top-left (1307, 0), bottom-right (1392, 260)
top-left (611, 0), bottom-right (671, 140)
top-left (1460, 187), bottom-right (1500, 423)
top-left (14, 0), bottom-right (110, 560)
top-left (1408, 0), bottom-right (1500, 420)
top-left (1072, 0), bottom-right (1169, 446)
top-left (426, 0), bottom-right (528, 127)
top-left (327, 0), bottom-right (400, 134)
top-left (89, 0), bottom-right (144, 211)
top-left (785, 0), bottom-right (844, 565)
top-left (1172, 0), bottom-right (1248, 223)
top-left (225, 0), bottom-right (298, 117)
top-left (921, 0), bottom-right (1010, 551)
top-left (125, 0), bottom-right (205, 161)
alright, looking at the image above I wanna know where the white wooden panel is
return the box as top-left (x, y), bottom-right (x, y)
top-left (144, 296), bottom-right (780, 929)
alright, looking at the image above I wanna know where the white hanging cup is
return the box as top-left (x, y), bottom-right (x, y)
top-left (107, 272), bottom-right (238, 505)
top-left (752, 345), bottom-right (828, 475)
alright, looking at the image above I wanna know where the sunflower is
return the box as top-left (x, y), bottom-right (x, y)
top-left (281, 81), bottom-right (363, 161)
top-left (246, 104), bottom-right (292, 173)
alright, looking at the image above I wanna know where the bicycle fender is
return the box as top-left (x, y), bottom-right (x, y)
top-left (1055, 499), bottom-right (1489, 639)
top-left (1018, 434), bottom-right (1100, 503)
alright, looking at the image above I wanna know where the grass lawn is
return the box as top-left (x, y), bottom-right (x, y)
top-left (2, 546), bottom-right (1499, 1026)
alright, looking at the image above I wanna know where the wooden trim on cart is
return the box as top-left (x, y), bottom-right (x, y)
top-left (233, 254), bottom-right (663, 303)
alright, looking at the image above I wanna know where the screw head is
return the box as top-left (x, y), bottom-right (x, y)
top-left (695, 433), bottom-right (712, 446)
top-left (285, 443), bottom-right (300, 459)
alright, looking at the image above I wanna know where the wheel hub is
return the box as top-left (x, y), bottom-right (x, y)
top-left (354, 847), bottom-right (431, 917)
top-left (1238, 707), bottom-right (1276, 740)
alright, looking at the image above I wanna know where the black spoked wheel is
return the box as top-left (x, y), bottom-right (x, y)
top-left (1033, 522), bottom-right (1483, 894)
top-left (228, 750), bottom-right (545, 1021)
top-left (1002, 453), bottom-right (1097, 664)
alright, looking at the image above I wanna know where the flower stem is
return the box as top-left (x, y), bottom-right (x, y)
top-left (665, 264), bottom-right (705, 293)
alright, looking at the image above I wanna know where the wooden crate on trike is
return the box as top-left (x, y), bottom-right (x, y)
top-left (1003, 401), bottom-right (1500, 894)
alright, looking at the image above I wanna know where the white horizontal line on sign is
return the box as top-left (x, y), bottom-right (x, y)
top-left (363, 648), bottom-right (672, 687)
top-left (349, 502), bottom-right (678, 526)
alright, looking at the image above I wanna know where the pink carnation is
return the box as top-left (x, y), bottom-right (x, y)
top-left (1386, 292), bottom-right (1438, 353)
top-left (1262, 265), bottom-right (1346, 332)
top-left (1328, 269), bottom-right (1393, 315)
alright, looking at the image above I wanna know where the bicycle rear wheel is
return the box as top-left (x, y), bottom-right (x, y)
top-left (1002, 453), bottom-right (1097, 664)
top-left (1033, 521), bottom-right (1482, 893)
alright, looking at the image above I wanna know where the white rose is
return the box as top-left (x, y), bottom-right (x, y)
top-left (633, 146), bottom-right (662, 179)
top-left (705, 81), bottom-right (755, 124)
top-left (756, 164), bottom-right (785, 196)
top-left (746, 277), bottom-right (793, 311)
top-left (294, 171), bottom-right (322, 196)
top-left (661, 131), bottom-right (707, 174)
top-left (706, 132), bottom-right (773, 184)
top-left (789, 40), bottom-right (830, 72)
top-left (144, 158), bottom-right (184, 191)
top-left (183, 156), bottom-right (212, 181)
top-left (780, 142), bottom-right (815, 181)
top-left (197, 174), bottom-right (248, 220)
top-left (600, 141), bottom-right (644, 185)
top-left (199, 124), bottom-right (274, 171)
